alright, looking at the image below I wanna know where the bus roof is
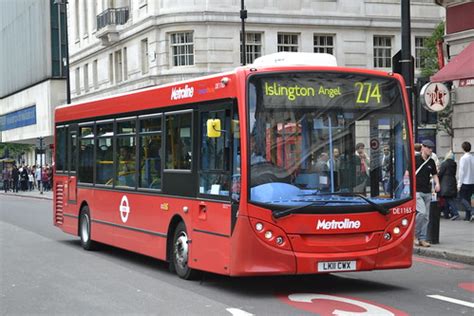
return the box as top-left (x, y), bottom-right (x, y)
top-left (55, 56), bottom-right (401, 123)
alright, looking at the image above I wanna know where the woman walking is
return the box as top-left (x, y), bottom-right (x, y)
top-left (439, 151), bottom-right (460, 220)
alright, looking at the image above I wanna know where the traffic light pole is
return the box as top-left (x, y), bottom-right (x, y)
top-left (39, 137), bottom-right (43, 195)
top-left (401, 0), bottom-right (415, 140)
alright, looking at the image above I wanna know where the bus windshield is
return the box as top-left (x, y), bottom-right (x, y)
top-left (248, 72), bottom-right (412, 212)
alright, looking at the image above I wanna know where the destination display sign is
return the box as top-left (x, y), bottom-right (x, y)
top-left (253, 73), bottom-right (400, 109)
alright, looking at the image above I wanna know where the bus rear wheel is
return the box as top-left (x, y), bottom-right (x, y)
top-left (172, 222), bottom-right (200, 280)
top-left (79, 206), bottom-right (96, 251)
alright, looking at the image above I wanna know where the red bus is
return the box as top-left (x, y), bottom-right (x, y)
top-left (54, 53), bottom-right (415, 279)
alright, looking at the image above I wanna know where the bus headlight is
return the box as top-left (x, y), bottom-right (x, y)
top-left (393, 227), bottom-right (401, 234)
top-left (255, 222), bottom-right (264, 231)
top-left (401, 218), bottom-right (409, 227)
top-left (264, 231), bottom-right (273, 239)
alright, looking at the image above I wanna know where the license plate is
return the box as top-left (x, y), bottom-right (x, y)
top-left (317, 260), bottom-right (357, 272)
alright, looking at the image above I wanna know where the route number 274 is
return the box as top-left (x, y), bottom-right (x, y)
top-left (355, 82), bottom-right (381, 104)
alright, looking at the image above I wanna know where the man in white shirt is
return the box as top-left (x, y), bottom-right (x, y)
top-left (458, 141), bottom-right (474, 221)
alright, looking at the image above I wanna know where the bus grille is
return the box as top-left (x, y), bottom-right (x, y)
top-left (55, 182), bottom-right (64, 225)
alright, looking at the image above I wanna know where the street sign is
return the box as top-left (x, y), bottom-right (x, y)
top-left (392, 50), bottom-right (414, 80)
top-left (420, 82), bottom-right (450, 112)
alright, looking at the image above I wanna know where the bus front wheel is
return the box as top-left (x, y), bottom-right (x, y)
top-left (79, 206), bottom-right (96, 251)
top-left (172, 222), bottom-right (200, 280)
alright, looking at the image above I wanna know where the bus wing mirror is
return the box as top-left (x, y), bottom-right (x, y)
top-left (207, 119), bottom-right (222, 138)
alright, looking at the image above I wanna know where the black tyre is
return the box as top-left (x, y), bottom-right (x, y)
top-left (172, 222), bottom-right (200, 280)
top-left (79, 206), bottom-right (97, 250)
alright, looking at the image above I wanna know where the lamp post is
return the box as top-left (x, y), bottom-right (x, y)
top-left (240, 0), bottom-right (247, 66)
top-left (54, 0), bottom-right (71, 104)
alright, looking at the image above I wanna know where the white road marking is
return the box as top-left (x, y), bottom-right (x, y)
top-left (427, 295), bottom-right (474, 308)
top-left (226, 307), bottom-right (254, 316)
top-left (288, 293), bottom-right (395, 316)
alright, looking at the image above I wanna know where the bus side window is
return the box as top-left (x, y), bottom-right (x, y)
top-left (139, 115), bottom-right (162, 189)
top-left (199, 109), bottom-right (230, 197)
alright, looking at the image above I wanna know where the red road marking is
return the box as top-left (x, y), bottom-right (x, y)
top-left (458, 282), bottom-right (474, 293)
top-left (413, 256), bottom-right (466, 269)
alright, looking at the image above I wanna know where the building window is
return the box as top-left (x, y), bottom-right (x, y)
top-left (75, 67), bottom-right (80, 95)
top-left (93, 59), bottom-right (98, 89)
top-left (313, 34), bottom-right (334, 55)
top-left (123, 47), bottom-right (128, 80)
top-left (415, 37), bottom-right (428, 69)
top-left (114, 49), bottom-right (122, 83)
top-left (108, 53), bottom-right (113, 84)
top-left (170, 32), bottom-right (194, 67)
top-left (74, 0), bottom-right (79, 41)
top-left (82, 0), bottom-right (88, 36)
top-left (373, 36), bottom-right (392, 68)
top-left (141, 38), bottom-right (149, 74)
top-left (277, 33), bottom-right (299, 52)
top-left (91, 1), bottom-right (97, 31)
top-left (241, 32), bottom-right (262, 64)
top-left (84, 63), bottom-right (89, 92)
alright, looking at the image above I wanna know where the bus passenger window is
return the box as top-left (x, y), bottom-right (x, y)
top-left (96, 122), bottom-right (114, 186)
top-left (115, 119), bottom-right (137, 188)
top-left (139, 115), bottom-right (162, 189)
top-left (55, 126), bottom-right (67, 172)
top-left (165, 112), bottom-right (192, 170)
top-left (116, 137), bottom-right (136, 187)
top-left (79, 125), bottom-right (94, 183)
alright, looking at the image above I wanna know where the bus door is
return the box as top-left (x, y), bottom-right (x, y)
top-left (67, 125), bottom-right (78, 204)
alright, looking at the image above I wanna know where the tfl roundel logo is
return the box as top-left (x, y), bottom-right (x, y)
top-left (120, 195), bottom-right (130, 223)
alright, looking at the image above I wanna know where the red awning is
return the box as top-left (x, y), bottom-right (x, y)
top-left (431, 41), bottom-right (474, 83)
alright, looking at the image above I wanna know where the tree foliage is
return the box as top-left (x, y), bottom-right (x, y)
top-left (421, 22), bottom-right (453, 137)
top-left (0, 143), bottom-right (34, 160)
top-left (421, 22), bottom-right (445, 77)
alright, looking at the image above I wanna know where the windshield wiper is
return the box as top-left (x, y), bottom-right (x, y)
top-left (272, 201), bottom-right (328, 219)
top-left (272, 193), bottom-right (391, 219)
top-left (313, 192), bottom-right (390, 216)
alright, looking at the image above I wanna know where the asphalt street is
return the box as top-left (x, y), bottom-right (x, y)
top-left (1, 194), bottom-right (473, 315)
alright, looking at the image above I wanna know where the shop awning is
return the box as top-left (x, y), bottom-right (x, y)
top-left (431, 41), bottom-right (474, 83)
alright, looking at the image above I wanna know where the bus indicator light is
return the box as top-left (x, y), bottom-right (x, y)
top-left (276, 236), bottom-right (284, 245)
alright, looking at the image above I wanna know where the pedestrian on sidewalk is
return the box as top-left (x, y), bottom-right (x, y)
top-left (28, 169), bottom-right (34, 191)
top-left (42, 167), bottom-right (49, 191)
top-left (35, 166), bottom-right (42, 191)
top-left (415, 140), bottom-right (440, 248)
top-left (458, 141), bottom-right (474, 221)
top-left (2, 165), bottom-right (11, 193)
top-left (11, 164), bottom-right (19, 193)
top-left (438, 150), bottom-right (460, 220)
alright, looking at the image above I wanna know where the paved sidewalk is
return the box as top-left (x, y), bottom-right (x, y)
top-left (1, 190), bottom-right (473, 265)
top-left (1, 189), bottom-right (53, 200)
top-left (414, 211), bottom-right (474, 265)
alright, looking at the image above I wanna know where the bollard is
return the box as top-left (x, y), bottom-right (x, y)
top-left (427, 201), bottom-right (440, 244)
